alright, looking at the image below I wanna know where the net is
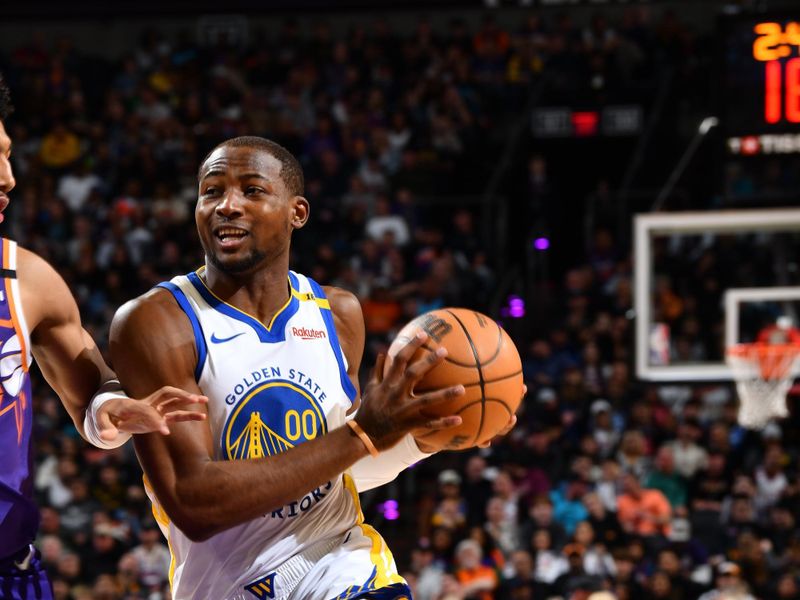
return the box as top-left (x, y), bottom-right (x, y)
top-left (726, 343), bottom-right (800, 429)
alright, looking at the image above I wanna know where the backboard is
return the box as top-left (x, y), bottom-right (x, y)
top-left (634, 209), bottom-right (800, 381)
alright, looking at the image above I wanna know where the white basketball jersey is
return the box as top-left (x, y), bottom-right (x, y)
top-left (146, 269), bottom-right (404, 600)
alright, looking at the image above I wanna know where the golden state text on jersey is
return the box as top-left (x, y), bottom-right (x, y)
top-left (223, 376), bottom-right (328, 461)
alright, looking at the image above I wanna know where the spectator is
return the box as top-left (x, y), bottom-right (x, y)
top-left (549, 477), bottom-right (590, 536)
top-left (40, 123), bottom-right (82, 169)
top-left (82, 523), bottom-right (126, 580)
top-left (462, 455), bottom-right (494, 528)
top-left (552, 544), bottom-right (592, 599)
top-left (453, 539), bottom-right (498, 600)
top-left (56, 158), bottom-right (102, 212)
top-left (131, 519), bottom-right (171, 590)
top-left (754, 444), bottom-right (788, 511)
top-left (410, 541), bottom-right (445, 600)
top-left (484, 496), bottom-right (518, 558)
top-left (667, 419), bottom-right (709, 479)
top-left (697, 562), bottom-right (755, 600)
top-left (499, 549), bottom-right (541, 598)
top-left (616, 471), bottom-right (671, 538)
top-left (530, 527), bottom-right (567, 587)
top-left (583, 491), bottom-right (625, 549)
top-left (616, 430), bottom-right (651, 480)
top-left (591, 399), bottom-right (620, 458)
top-left (573, 520), bottom-right (616, 578)
top-left (645, 445), bottom-right (688, 511)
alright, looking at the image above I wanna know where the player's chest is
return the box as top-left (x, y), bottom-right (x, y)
top-left (202, 336), bottom-right (349, 460)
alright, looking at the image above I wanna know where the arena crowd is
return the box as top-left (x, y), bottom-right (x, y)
top-left (2, 6), bottom-right (799, 600)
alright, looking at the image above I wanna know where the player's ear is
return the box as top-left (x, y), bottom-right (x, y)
top-left (290, 196), bottom-right (310, 230)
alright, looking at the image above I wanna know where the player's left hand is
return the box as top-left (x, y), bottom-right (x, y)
top-left (96, 386), bottom-right (208, 441)
top-left (414, 385), bottom-right (525, 452)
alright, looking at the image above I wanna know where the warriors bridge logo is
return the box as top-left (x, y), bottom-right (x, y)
top-left (222, 380), bottom-right (328, 460)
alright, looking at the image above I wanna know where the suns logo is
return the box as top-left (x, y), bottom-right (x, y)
top-left (0, 333), bottom-right (27, 445)
top-left (0, 334), bottom-right (24, 397)
top-left (222, 380), bottom-right (328, 460)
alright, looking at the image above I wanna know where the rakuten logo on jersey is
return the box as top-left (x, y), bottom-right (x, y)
top-left (292, 326), bottom-right (327, 340)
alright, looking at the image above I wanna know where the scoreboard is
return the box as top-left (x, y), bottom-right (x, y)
top-left (725, 16), bottom-right (800, 155)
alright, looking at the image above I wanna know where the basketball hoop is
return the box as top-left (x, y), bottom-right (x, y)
top-left (726, 343), bottom-right (800, 429)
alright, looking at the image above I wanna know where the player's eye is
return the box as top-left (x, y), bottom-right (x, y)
top-left (245, 186), bottom-right (265, 196)
top-left (203, 187), bottom-right (220, 197)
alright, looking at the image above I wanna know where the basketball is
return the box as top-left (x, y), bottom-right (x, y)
top-left (386, 308), bottom-right (524, 450)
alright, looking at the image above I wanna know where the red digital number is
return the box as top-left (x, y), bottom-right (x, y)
top-left (787, 58), bottom-right (800, 122)
top-left (764, 58), bottom-right (800, 124)
top-left (766, 60), bottom-right (782, 123)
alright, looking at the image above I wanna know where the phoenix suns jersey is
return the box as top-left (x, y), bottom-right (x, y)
top-left (0, 239), bottom-right (36, 559)
top-left (149, 268), bottom-right (406, 600)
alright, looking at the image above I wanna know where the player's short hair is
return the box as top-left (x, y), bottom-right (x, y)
top-left (0, 72), bottom-right (13, 121)
top-left (199, 136), bottom-right (304, 197)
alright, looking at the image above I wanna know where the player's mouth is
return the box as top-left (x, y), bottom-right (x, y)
top-left (0, 194), bottom-right (9, 223)
top-left (214, 226), bottom-right (249, 250)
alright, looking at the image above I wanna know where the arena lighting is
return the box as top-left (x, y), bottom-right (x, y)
top-left (509, 296), bottom-right (525, 318)
top-left (533, 237), bottom-right (550, 251)
top-left (380, 500), bottom-right (400, 521)
top-left (499, 295), bottom-right (526, 319)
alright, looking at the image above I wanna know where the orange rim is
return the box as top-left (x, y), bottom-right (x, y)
top-left (727, 343), bottom-right (800, 380)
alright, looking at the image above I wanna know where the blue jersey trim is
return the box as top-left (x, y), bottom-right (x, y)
top-left (157, 282), bottom-right (207, 382)
top-left (186, 271), bottom-right (299, 344)
top-left (305, 278), bottom-right (358, 404)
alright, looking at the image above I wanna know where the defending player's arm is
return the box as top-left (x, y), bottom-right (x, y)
top-left (17, 247), bottom-right (206, 446)
top-left (109, 289), bottom-right (464, 541)
top-left (329, 286), bottom-right (434, 491)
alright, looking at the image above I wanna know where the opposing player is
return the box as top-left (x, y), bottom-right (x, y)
top-left (110, 136), bottom-right (519, 599)
top-left (0, 74), bottom-right (207, 598)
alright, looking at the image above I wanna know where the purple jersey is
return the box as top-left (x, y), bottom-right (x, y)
top-left (0, 239), bottom-right (35, 558)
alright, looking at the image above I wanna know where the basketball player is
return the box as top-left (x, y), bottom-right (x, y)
top-left (109, 136), bottom-right (520, 599)
top-left (0, 74), bottom-right (206, 598)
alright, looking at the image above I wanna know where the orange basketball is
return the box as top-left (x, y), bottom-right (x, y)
top-left (386, 308), bottom-right (524, 450)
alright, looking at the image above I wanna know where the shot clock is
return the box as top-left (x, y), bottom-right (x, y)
top-left (724, 15), bottom-right (800, 155)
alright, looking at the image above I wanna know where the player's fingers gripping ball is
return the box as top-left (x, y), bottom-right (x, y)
top-left (386, 308), bottom-right (524, 450)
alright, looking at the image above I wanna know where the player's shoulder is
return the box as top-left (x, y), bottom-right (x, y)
top-left (16, 244), bottom-right (61, 283)
top-left (15, 244), bottom-right (78, 327)
top-left (111, 286), bottom-right (188, 342)
top-left (322, 286), bottom-right (362, 323)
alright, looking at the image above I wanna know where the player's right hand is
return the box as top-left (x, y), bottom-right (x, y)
top-left (354, 331), bottom-right (464, 451)
top-left (97, 386), bottom-right (208, 440)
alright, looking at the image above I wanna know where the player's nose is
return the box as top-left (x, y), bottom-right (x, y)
top-left (0, 155), bottom-right (15, 194)
top-left (215, 190), bottom-right (243, 218)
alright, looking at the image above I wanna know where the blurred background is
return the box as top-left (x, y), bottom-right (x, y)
top-left (3, 0), bottom-right (800, 598)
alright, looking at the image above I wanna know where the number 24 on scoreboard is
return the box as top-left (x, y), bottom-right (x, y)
top-left (753, 22), bottom-right (800, 124)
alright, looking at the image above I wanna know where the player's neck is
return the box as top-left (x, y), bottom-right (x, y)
top-left (202, 259), bottom-right (292, 326)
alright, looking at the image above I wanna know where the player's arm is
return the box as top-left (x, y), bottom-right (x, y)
top-left (330, 287), bottom-right (519, 490)
top-left (110, 289), bottom-right (463, 541)
top-left (18, 248), bottom-right (205, 445)
top-left (328, 286), bottom-right (435, 491)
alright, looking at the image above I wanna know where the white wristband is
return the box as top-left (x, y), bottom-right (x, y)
top-left (83, 380), bottom-right (132, 449)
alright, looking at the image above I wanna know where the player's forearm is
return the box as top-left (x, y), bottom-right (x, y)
top-left (350, 432), bottom-right (432, 491)
top-left (33, 330), bottom-right (116, 441)
top-left (166, 425), bottom-right (369, 541)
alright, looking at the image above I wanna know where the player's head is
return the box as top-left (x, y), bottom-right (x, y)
top-left (196, 136), bottom-right (309, 275)
top-left (0, 72), bottom-right (15, 214)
